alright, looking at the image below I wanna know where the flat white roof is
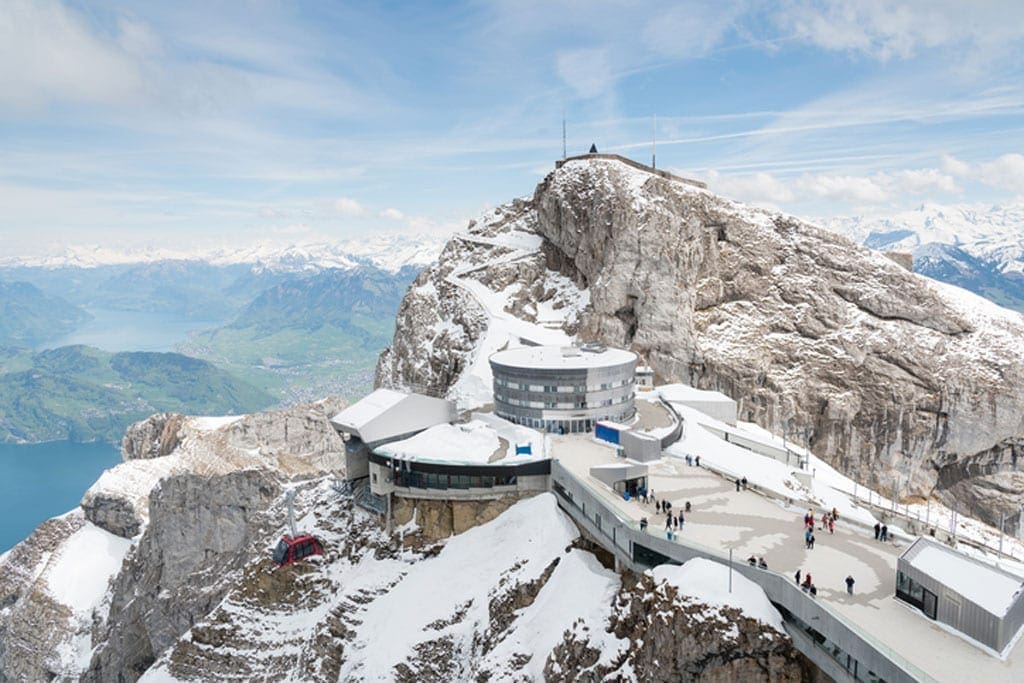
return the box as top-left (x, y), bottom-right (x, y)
top-left (376, 414), bottom-right (546, 466)
top-left (490, 345), bottom-right (636, 370)
top-left (658, 383), bottom-right (735, 404)
top-left (907, 541), bottom-right (1024, 616)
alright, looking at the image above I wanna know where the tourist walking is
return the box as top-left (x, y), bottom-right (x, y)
top-left (678, 513), bottom-right (684, 530)
top-left (666, 514), bottom-right (672, 530)
top-left (695, 455), bottom-right (700, 467)
top-left (809, 533), bottom-right (815, 550)
top-left (881, 524), bottom-right (888, 542)
top-left (741, 476), bottom-right (748, 490)
top-left (684, 501), bottom-right (691, 513)
top-left (846, 575), bottom-right (855, 595)
top-left (795, 569), bottom-right (801, 585)
top-left (804, 528), bottom-right (813, 548)
top-left (873, 522), bottom-right (881, 540)
top-left (828, 517), bottom-right (835, 534)
top-left (736, 479), bottom-right (741, 492)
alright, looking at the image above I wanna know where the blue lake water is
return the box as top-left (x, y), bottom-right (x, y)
top-left (40, 307), bottom-right (221, 353)
top-left (0, 441), bottom-right (122, 552)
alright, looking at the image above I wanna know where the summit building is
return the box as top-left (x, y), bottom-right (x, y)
top-left (489, 343), bottom-right (638, 434)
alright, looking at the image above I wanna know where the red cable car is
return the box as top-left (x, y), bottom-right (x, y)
top-left (272, 534), bottom-right (323, 567)
top-left (273, 489), bottom-right (324, 567)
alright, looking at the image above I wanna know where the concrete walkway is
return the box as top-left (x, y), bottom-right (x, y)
top-left (552, 434), bottom-right (1024, 682)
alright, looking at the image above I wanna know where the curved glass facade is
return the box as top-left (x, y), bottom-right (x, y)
top-left (490, 348), bottom-right (637, 433)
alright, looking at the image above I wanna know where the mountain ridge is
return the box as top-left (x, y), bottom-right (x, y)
top-left (378, 155), bottom-right (1024, 532)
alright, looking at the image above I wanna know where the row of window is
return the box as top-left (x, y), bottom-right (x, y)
top-left (396, 472), bottom-right (517, 489)
top-left (493, 377), bottom-right (632, 392)
top-left (495, 391), bottom-right (634, 410)
top-left (512, 415), bottom-right (631, 433)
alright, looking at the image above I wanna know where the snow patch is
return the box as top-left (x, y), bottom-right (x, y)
top-left (46, 521), bottom-right (132, 613)
top-left (652, 558), bottom-right (785, 633)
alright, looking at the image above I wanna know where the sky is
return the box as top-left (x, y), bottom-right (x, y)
top-left (1, 0), bottom-right (1023, 256)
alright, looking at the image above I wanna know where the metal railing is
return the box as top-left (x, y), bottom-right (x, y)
top-left (549, 460), bottom-right (935, 683)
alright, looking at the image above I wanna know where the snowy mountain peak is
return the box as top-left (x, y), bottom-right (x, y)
top-left (0, 233), bottom-right (449, 274)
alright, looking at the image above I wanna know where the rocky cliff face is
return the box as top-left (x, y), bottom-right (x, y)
top-left (0, 399), bottom-right (346, 682)
top-left (376, 156), bottom-right (1024, 530)
top-left (546, 572), bottom-right (809, 682)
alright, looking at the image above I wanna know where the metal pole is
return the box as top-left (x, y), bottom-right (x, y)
top-left (562, 111), bottom-right (567, 160)
top-left (651, 113), bottom-right (657, 168)
top-left (728, 548), bottom-right (733, 593)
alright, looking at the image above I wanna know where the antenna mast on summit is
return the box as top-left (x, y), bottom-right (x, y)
top-left (652, 114), bottom-right (657, 169)
top-left (562, 111), bottom-right (567, 160)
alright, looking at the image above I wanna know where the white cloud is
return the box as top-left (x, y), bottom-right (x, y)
top-left (642, 2), bottom-right (742, 59)
top-left (978, 154), bottom-right (1024, 196)
top-left (0, 0), bottom-right (145, 109)
top-left (380, 207), bottom-right (404, 220)
top-left (797, 174), bottom-right (891, 203)
top-left (941, 154), bottom-right (972, 177)
top-left (885, 168), bottom-right (958, 195)
top-left (774, 0), bottom-right (1024, 62)
top-left (270, 223), bottom-right (313, 235)
top-left (705, 170), bottom-right (795, 204)
top-left (708, 162), bottom-right (963, 208)
top-left (555, 48), bottom-right (613, 98)
top-left (333, 197), bottom-right (366, 216)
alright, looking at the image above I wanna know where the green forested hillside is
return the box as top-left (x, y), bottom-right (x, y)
top-left (0, 280), bottom-right (90, 346)
top-left (0, 345), bottom-right (274, 443)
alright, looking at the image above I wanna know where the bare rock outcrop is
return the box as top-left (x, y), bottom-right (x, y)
top-left (121, 412), bottom-right (186, 461)
top-left (85, 469), bottom-right (283, 681)
top-left (546, 572), bottom-right (810, 682)
top-left (377, 155), bottom-right (1024, 530)
top-left (81, 398), bottom-right (347, 539)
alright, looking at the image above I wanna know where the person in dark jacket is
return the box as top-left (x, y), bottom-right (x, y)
top-left (873, 522), bottom-right (881, 540)
top-left (758, 558), bottom-right (768, 569)
top-left (846, 575), bottom-right (855, 595)
top-left (881, 524), bottom-right (889, 542)
top-left (795, 569), bottom-right (801, 585)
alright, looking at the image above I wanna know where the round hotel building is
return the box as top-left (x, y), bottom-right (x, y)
top-left (489, 343), bottom-right (637, 434)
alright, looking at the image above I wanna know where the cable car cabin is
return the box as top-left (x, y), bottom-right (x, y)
top-left (272, 534), bottom-right (323, 567)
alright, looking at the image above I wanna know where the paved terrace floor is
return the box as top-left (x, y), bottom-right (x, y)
top-left (552, 434), bottom-right (1024, 682)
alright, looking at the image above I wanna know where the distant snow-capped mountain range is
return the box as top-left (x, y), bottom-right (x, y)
top-left (820, 202), bottom-right (1024, 275)
top-left (820, 202), bottom-right (1024, 311)
top-left (0, 233), bottom-right (448, 274)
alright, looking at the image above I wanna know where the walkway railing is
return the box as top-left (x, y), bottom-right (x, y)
top-left (549, 460), bottom-right (935, 683)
